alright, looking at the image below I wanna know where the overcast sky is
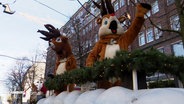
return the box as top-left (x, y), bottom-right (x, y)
top-left (0, 0), bottom-right (87, 99)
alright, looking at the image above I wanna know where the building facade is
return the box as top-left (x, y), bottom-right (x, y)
top-left (22, 63), bottom-right (45, 103)
top-left (44, 47), bottom-right (57, 78)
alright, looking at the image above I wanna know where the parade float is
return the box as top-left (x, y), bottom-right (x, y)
top-left (37, 0), bottom-right (184, 104)
top-left (37, 49), bottom-right (184, 104)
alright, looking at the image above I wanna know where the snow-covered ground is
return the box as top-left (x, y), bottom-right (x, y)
top-left (37, 86), bottom-right (184, 104)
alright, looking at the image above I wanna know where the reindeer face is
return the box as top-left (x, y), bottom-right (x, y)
top-left (49, 35), bottom-right (68, 53)
top-left (93, 0), bottom-right (125, 37)
top-left (38, 24), bottom-right (70, 54)
top-left (98, 14), bottom-right (124, 37)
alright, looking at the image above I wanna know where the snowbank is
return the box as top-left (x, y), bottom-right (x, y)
top-left (37, 86), bottom-right (184, 104)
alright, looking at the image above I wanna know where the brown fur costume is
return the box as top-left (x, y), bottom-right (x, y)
top-left (38, 24), bottom-right (77, 93)
top-left (86, 0), bottom-right (151, 89)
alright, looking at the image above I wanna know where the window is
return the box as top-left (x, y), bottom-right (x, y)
top-left (114, 1), bottom-right (119, 11)
top-left (86, 26), bottom-right (89, 32)
top-left (152, 0), bottom-right (159, 14)
top-left (95, 33), bottom-right (98, 42)
top-left (83, 29), bottom-right (85, 35)
top-left (127, 0), bottom-right (130, 5)
top-left (144, 11), bottom-right (151, 18)
top-left (154, 24), bottom-right (162, 39)
top-left (71, 27), bottom-right (75, 34)
top-left (89, 40), bottom-right (92, 47)
top-left (170, 15), bottom-right (180, 31)
top-left (146, 28), bottom-right (154, 43)
top-left (94, 7), bottom-right (100, 16)
top-left (167, 0), bottom-right (174, 5)
top-left (139, 32), bottom-right (146, 46)
top-left (95, 20), bottom-right (98, 26)
top-left (121, 20), bottom-right (130, 30)
top-left (121, 20), bottom-right (127, 27)
top-left (85, 40), bottom-right (89, 48)
top-left (120, 0), bottom-right (125, 7)
top-left (172, 42), bottom-right (184, 56)
top-left (89, 23), bottom-right (92, 30)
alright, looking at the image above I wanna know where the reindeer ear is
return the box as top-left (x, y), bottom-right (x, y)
top-left (96, 18), bottom-right (102, 24)
top-left (118, 16), bottom-right (126, 23)
top-left (61, 36), bottom-right (68, 43)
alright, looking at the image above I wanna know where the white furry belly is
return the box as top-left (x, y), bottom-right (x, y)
top-left (56, 62), bottom-right (66, 75)
top-left (105, 44), bottom-right (120, 59)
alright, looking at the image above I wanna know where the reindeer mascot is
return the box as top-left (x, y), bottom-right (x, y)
top-left (38, 24), bottom-right (77, 94)
top-left (86, 0), bottom-right (151, 89)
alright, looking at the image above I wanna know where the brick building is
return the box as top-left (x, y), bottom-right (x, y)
top-left (44, 47), bottom-right (56, 77)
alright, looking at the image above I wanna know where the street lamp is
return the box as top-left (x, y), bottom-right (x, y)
top-left (0, 2), bottom-right (15, 14)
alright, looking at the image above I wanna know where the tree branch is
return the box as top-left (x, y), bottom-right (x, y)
top-left (147, 15), bottom-right (181, 34)
top-left (131, 0), bottom-right (181, 35)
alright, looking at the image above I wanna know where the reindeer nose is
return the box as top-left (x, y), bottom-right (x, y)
top-left (109, 20), bottom-right (117, 34)
top-left (49, 42), bottom-right (55, 48)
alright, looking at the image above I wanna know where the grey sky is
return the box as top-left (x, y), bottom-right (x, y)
top-left (0, 0), bottom-right (87, 98)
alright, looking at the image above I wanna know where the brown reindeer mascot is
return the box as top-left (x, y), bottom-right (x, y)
top-left (38, 24), bottom-right (77, 94)
top-left (86, 0), bottom-right (151, 89)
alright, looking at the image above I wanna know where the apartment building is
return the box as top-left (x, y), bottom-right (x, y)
top-left (44, 47), bottom-right (57, 78)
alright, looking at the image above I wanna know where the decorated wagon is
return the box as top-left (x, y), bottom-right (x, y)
top-left (37, 0), bottom-right (184, 104)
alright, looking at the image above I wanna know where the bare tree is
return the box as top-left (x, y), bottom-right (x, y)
top-left (5, 50), bottom-right (46, 104)
top-left (6, 59), bottom-right (30, 104)
top-left (63, 16), bottom-right (96, 67)
top-left (22, 51), bottom-right (46, 103)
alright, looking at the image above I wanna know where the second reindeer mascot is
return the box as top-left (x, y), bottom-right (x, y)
top-left (86, 0), bottom-right (151, 89)
top-left (38, 24), bottom-right (77, 94)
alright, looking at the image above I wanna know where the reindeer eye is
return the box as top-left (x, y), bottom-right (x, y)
top-left (56, 37), bottom-right (62, 43)
top-left (104, 20), bottom-right (108, 25)
top-left (103, 18), bottom-right (109, 25)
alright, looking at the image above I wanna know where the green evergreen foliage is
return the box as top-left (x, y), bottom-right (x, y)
top-left (45, 49), bottom-right (184, 90)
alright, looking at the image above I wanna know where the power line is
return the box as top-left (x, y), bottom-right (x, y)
top-left (0, 54), bottom-right (46, 63)
top-left (75, 0), bottom-right (97, 18)
top-left (33, 0), bottom-right (70, 18)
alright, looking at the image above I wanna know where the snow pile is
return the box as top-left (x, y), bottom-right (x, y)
top-left (133, 88), bottom-right (184, 104)
top-left (37, 86), bottom-right (184, 104)
top-left (95, 87), bottom-right (132, 104)
top-left (37, 98), bottom-right (46, 104)
top-left (54, 91), bottom-right (68, 104)
top-left (64, 91), bottom-right (81, 104)
top-left (75, 89), bottom-right (105, 104)
top-left (43, 95), bottom-right (55, 104)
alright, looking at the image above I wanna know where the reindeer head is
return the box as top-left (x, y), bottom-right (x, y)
top-left (93, 0), bottom-right (126, 37)
top-left (38, 24), bottom-right (72, 56)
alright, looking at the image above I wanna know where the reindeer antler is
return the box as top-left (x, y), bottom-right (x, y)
top-left (92, 0), bottom-right (115, 16)
top-left (37, 24), bottom-right (61, 41)
top-left (106, 0), bottom-right (114, 14)
top-left (93, 0), bottom-right (107, 16)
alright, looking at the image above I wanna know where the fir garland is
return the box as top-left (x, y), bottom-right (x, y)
top-left (45, 49), bottom-right (184, 90)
